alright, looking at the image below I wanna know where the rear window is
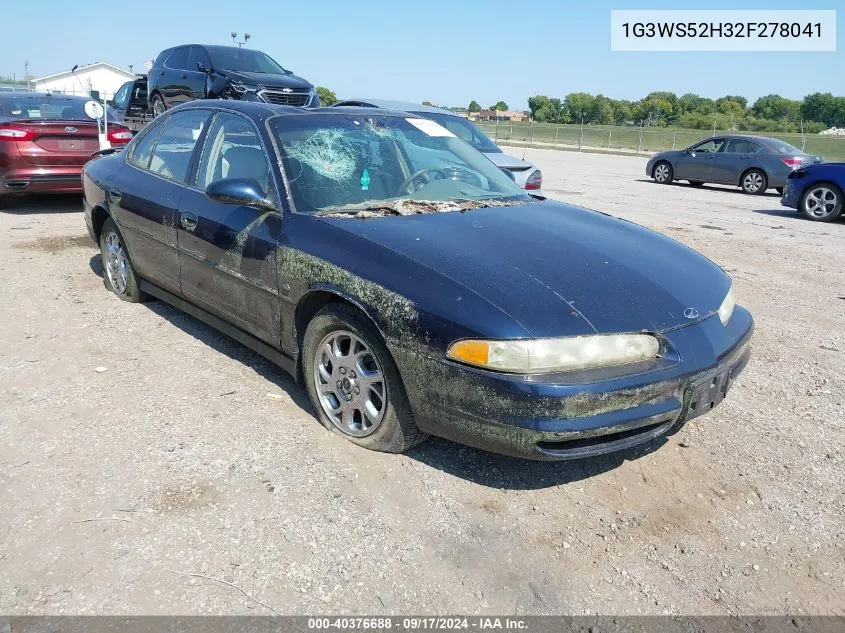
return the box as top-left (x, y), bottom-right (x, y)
top-left (0, 95), bottom-right (117, 121)
top-left (768, 139), bottom-right (805, 155)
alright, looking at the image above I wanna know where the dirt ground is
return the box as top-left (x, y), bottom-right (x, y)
top-left (1, 149), bottom-right (843, 616)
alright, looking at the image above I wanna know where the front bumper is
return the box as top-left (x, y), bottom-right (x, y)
top-left (780, 180), bottom-right (800, 209)
top-left (393, 307), bottom-right (753, 461)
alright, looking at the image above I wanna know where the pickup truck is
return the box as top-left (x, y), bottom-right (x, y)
top-left (112, 76), bottom-right (153, 132)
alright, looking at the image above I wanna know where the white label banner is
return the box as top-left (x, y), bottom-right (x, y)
top-left (610, 10), bottom-right (836, 52)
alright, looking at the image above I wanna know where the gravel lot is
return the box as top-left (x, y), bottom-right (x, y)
top-left (1, 149), bottom-right (843, 616)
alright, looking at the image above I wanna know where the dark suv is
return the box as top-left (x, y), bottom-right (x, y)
top-left (146, 44), bottom-right (318, 115)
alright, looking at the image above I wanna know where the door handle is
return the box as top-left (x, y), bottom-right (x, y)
top-left (741, 155), bottom-right (751, 159)
top-left (108, 188), bottom-right (122, 203)
top-left (180, 211), bottom-right (198, 231)
top-left (181, 74), bottom-right (187, 79)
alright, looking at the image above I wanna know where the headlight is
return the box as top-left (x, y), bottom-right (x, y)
top-left (718, 283), bottom-right (736, 325)
top-left (446, 333), bottom-right (660, 374)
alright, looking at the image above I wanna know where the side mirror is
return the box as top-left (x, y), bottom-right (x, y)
top-left (205, 178), bottom-right (275, 210)
top-left (197, 62), bottom-right (211, 74)
top-left (686, 148), bottom-right (696, 156)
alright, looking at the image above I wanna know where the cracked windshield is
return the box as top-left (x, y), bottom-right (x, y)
top-left (271, 114), bottom-right (533, 217)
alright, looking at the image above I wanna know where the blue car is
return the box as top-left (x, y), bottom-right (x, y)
top-left (82, 101), bottom-right (753, 461)
top-left (781, 162), bottom-right (845, 222)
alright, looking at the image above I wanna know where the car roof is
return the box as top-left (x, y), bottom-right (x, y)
top-left (0, 91), bottom-right (91, 100)
top-left (173, 100), bottom-right (410, 120)
top-left (333, 98), bottom-right (457, 117)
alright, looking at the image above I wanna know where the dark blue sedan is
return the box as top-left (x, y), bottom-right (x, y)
top-left (781, 162), bottom-right (845, 222)
top-left (82, 101), bottom-right (753, 460)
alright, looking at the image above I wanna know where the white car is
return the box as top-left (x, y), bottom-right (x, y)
top-left (332, 98), bottom-right (543, 194)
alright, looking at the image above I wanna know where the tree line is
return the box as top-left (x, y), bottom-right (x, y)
top-left (519, 92), bottom-right (845, 133)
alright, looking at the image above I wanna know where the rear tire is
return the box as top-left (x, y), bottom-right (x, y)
top-left (0, 195), bottom-right (8, 210)
top-left (150, 94), bottom-right (167, 118)
top-left (99, 218), bottom-right (145, 302)
top-left (740, 169), bottom-right (767, 195)
top-left (688, 180), bottom-right (704, 187)
top-left (799, 182), bottom-right (843, 222)
top-left (302, 303), bottom-right (425, 454)
top-left (652, 161), bottom-right (673, 184)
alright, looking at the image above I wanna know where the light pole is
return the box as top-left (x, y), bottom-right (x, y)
top-left (231, 32), bottom-right (251, 48)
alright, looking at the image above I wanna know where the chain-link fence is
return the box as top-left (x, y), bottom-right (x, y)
top-left (475, 121), bottom-right (845, 161)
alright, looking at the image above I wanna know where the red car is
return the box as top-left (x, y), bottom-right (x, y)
top-left (0, 92), bottom-right (132, 208)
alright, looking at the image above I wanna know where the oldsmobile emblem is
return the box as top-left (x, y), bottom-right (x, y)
top-left (65, 126), bottom-right (78, 133)
top-left (684, 308), bottom-right (700, 319)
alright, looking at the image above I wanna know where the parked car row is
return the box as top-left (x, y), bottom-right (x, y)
top-left (647, 133), bottom-right (842, 221)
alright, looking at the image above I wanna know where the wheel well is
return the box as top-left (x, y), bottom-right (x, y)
top-left (738, 167), bottom-right (767, 187)
top-left (652, 160), bottom-right (670, 176)
top-left (91, 205), bottom-right (110, 241)
top-left (293, 290), bottom-right (378, 382)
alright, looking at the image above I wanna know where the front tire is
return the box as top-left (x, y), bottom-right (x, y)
top-left (741, 169), bottom-right (767, 195)
top-left (653, 161), bottom-right (673, 184)
top-left (800, 183), bottom-right (843, 222)
top-left (302, 303), bottom-right (425, 454)
top-left (99, 218), bottom-right (144, 302)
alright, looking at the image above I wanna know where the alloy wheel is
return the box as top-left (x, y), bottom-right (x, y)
top-left (743, 172), bottom-right (764, 193)
top-left (313, 330), bottom-right (387, 437)
top-left (803, 186), bottom-right (840, 219)
top-left (104, 232), bottom-right (129, 295)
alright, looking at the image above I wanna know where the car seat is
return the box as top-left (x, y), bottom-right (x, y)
top-left (221, 145), bottom-right (270, 192)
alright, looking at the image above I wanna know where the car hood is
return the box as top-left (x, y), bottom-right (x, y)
top-left (217, 69), bottom-right (312, 91)
top-left (484, 151), bottom-right (534, 171)
top-left (320, 200), bottom-right (731, 337)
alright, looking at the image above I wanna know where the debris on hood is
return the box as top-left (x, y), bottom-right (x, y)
top-left (318, 198), bottom-right (531, 219)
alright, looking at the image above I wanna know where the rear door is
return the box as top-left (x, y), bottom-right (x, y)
top-left (108, 109), bottom-right (210, 295)
top-left (177, 111), bottom-right (282, 345)
top-left (713, 138), bottom-right (763, 184)
top-left (161, 47), bottom-right (190, 106)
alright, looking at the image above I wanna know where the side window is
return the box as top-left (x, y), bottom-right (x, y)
top-left (127, 117), bottom-right (166, 170)
top-left (187, 47), bottom-right (211, 72)
top-left (195, 112), bottom-right (271, 193)
top-left (693, 138), bottom-right (726, 153)
top-left (113, 83), bottom-right (130, 109)
top-left (148, 110), bottom-right (210, 183)
top-left (165, 47), bottom-right (189, 70)
top-left (726, 139), bottom-right (762, 154)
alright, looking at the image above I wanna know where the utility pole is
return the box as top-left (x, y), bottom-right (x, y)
top-left (24, 60), bottom-right (29, 88)
top-left (231, 32), bottom-right (251, 48)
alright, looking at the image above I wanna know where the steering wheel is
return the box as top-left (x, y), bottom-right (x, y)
top-left (400, 168), bottom-right (447, 195)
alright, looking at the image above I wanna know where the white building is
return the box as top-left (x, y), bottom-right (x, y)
top-left (31, 62), bottom-right (136, 100)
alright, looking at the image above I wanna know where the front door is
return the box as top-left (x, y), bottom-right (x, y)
top-left (674, 137), bottom-right (726, 181)
top-left (177, 111), bottom-right (282, 345)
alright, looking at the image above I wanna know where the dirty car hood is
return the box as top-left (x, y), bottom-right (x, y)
top-left (319, 200), bottom-right (731, 337)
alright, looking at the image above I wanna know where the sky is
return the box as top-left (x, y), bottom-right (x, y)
top-left (1, 0), bottom-right (842, 111)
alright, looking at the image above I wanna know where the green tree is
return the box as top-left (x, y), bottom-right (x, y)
top-left (588, 94), bottom-right (615, 125)
top-left (801, 92), bottom-right (845, 127)
top-left (422, 101), bottom-right (435, 107)
top-left (677, 93), bottom-right (716, 116)
top-left (468, 100), bottom-right (481, 112)
top-left (751, 94), bottom-right (800, 122)
top-left (611, 99), bottom-right (633, 125)
top-left (490, 101), bottom-right (508, 111)
top-left (316, 87), bottom-right (337, 106)
top-left (564, 92), bottom-right (595, 123)
top-left (715, 96), bottom-right (748, 119)
top-left (633, 92), bottom-right (676, 125)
